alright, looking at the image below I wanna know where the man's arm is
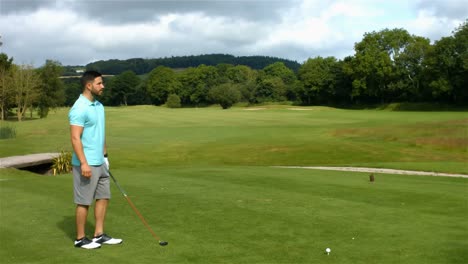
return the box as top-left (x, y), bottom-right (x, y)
top-left (70, 125), bottom-right (92, 177)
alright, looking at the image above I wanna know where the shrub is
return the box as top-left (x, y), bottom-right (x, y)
top-left (166, 94), bottom-right (182, 108)
top-left (38, 106), bottom-right (50, 118)
top-left (52, 150), bottom-right (72, 175)
top-left (0, 124), bottom-right (16, 139)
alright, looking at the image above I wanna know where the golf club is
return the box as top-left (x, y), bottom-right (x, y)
top-left (107, 170), bottom-right (168, 246)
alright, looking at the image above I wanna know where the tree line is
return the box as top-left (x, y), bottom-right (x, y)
top-left (66, 54), bottom-right (301, 76)
top-left (1, 22), bottom-right (466, 120)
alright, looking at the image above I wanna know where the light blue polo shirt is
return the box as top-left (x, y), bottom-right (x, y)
top-left (68, 94), bottom-right (106, 166)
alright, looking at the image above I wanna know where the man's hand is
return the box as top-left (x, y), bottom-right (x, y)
top-left (81, 163), bottom-right (92, 178)
top-left (104, 157), bottom-right (109, 170)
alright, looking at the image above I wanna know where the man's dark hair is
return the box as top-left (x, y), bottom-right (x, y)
top-left (81, 70), bottom-right (102, 87)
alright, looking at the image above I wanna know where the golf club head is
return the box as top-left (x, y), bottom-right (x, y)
top-left (159, 241), bottom-right (168, 246)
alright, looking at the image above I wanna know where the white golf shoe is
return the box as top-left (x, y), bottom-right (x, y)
top-left (74, 237), bottom-right (101, 249)
top-left (92, 233), bottom-right (123, 245)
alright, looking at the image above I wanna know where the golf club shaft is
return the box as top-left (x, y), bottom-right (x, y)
top-left (107, 170), bottom-right (162, 242)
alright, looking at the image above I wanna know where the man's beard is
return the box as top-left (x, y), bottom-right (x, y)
top-left (91, 89), bottom-right (102, 98)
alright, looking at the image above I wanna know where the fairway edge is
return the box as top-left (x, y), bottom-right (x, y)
top-left (273, 166), bottom-right (468, 178)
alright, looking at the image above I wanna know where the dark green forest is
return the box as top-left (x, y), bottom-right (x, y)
top-left (64, 54), bottom-right (301, 75)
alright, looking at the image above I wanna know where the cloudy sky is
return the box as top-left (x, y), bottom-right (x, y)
top-left (0, 0), bottom-right (466, 67)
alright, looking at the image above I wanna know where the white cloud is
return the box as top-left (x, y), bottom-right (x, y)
top-left (406, 10), bottom-right (464, 42)
top-left (323, 1), bottom-right (383, 19)
top-left (0, 0), bottom-right (465, 67)
top-left (415, 0), bottom-right (468, 19)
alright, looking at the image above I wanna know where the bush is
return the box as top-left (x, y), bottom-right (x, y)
top-left (0, 124), bottom-right (16, 139)
top-left (166, 94), bottom-right (182, 108)
top-left (38, 106), bottom-right (50, 118)
top-left (209, 83), bottom-right (241, 109)
top-left (52, 150), bottom-right (72, 175)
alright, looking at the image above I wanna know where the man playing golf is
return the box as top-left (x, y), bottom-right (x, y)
top-left (69, 70), bottom-right (122, 249)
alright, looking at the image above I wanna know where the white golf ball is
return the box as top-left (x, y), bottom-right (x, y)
top-left (326, 248), bottom-right (331, 253)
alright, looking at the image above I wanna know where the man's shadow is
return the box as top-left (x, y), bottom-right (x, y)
top-left (57, 216), bottom-right (95, 241)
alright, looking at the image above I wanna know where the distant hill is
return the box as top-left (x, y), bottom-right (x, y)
top-left (74, 54), bottom-right (301, 75)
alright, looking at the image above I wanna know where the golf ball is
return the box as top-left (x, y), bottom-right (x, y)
top-left (326, 248), bottom-right (331, 253)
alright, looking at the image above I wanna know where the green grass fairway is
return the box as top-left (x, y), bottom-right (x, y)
top-left (1, 166), bottom-right (467, 264)
top-left (0, 106), bottom-right (467, 263)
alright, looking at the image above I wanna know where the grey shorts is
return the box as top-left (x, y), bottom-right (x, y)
top-left (73, 165), bottom-right (111, 205)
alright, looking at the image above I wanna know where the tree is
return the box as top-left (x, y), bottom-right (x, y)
top-left (216, 63), bottom-right (234, 80)
top-left (177, 67), bottom-right (200, 105)
top-left (298, 56), bottom-right (339, 105)
top-left (263, 62), bottom-right (297, 85)
top-left (451, 20), bottom-right (468, 103)
top-left (10, 64), bottom-right (41, 121)
top-left (255, 74), bottom-right (287, 102)
top-left (197, 64), bottom-right (222, 96)
top-left (350, 28), bottom-right (417, 103)
top-left (0, 53), bottom-right (14, 120)
top-left (226, 65), bottom-right (258, 103)
top-left (226, 65), bottom-right (256, 84)
top-left (256, 62), bottom-right (298, 102)
top-left (177, 65), bottom-right (221, 106)
top-left (423, 20), bottom-right (468, 104)
top-left (109, 70), bottom-right (140, 106)
top-left (37, 60), bottom-right (65, 118)
top-left (146, 66), bottom-right (180, 105)
top-left (209, 83), bottom-right (241, 109)
top-left (398, 36), bottom-right (431, 101)
top-left (332, 58), bottom-right (354, 105)
top-left (64, 79), bottom-right (82, 106)
top-left (423, 30), bottom-right (459, 103)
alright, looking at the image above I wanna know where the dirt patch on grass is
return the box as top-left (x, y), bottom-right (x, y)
top-left (439, 118), bottom-right (468, 126)
top-left (332, 118), bottom-right (468, 150)
top-left (414, 137), bottom-right (468, 148)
